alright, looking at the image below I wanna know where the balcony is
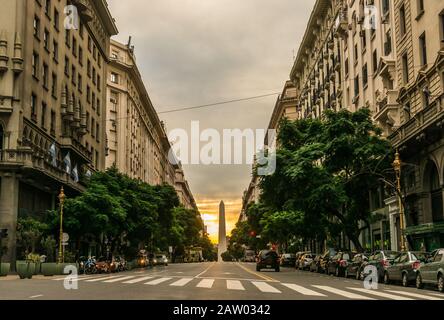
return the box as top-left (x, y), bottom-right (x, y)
top-left (334, 9), bottom-right (348, 38)
top-left (60, 137), bottom-right (92, 163)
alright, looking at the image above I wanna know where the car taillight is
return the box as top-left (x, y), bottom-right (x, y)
top-left (412, 261), bottom-right (420, 270)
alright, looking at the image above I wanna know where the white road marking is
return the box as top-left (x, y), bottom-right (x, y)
top-left (85, 275), bottom-right (124, 282)
top-left (196, 279), bottom-right (215, 288)
top-left (384, 290), bottom-right (444, 300)
top-left (312, 286), bottom-right (374, 300)
top-left (103, 276), bottom-right (136, 283)
top-left (281, 283), bottom-right (326, 296)
top-left (145, 277), bottom-right (172, 285)
top-left (29, 295), bottom-right (43, 299)
top-left (348, 288), bottom-right (413, 300)
top-left (195, 263), bottom-right (215, 278)
top-left (251, 281), bottom-right (281, 293)
top-left (227, 280), bottom-right (245, 291)
top-left (122, 276), bottom-right (154, 284)
top-left (170, 278), bottom-right (194, 287)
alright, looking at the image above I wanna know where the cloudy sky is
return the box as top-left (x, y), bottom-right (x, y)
top-left (107, 0), bottom-right (314, 242)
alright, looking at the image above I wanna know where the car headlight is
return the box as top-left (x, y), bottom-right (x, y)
top-left (165, 259), bottom-right (168, 262)
top-left (153, 259), bottom-right (157, 263)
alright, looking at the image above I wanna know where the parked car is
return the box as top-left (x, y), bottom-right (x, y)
top-left (416, 248), bottom-right (444, 292)
top-left (298, 253), bottom-right (317, 271)
top-left (318, 248), bottom-right (337, 273)
top-left (256, 250), bottom-right (280, 272)
top-left (362, 250), bottom-right (399, 282)
top-left (154, 254), bottom-right (169, 266)
top-left (383, 251), bottom-right (428, 287)
top-left (344, 253), bottom-right (369, 280)
top-left (326, 251), bottom-right (354, 277)
top-left (95, 256), bottom-right (111, 273)
top-left (280, 253), bottom-right (296, 267)
top-left (294, 251), bottom-right (310, 268)
top-left (309, 254), bottom-right (323, 273)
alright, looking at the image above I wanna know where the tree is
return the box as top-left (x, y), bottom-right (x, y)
top-left (259, 108), bottom-right (392, 251)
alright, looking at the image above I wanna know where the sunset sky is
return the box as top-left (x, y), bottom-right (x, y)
top-left (107, 0), bottom-right (312, 243)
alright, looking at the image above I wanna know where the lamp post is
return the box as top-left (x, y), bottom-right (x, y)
top-left (392, 150), bottom-right (407, 252)
top-left (58, 187), bottom-right (66, 263)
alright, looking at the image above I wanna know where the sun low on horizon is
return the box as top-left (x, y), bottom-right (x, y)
top-left (196, 198), bottom-right (242, 244)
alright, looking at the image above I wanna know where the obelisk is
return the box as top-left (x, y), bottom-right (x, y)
top-left (218, 200), bottom-right (227, 262)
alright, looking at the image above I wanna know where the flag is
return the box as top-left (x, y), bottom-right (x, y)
top-left (72, 164), bottom-right (79, 183)
top-left (85, 169), bottom-right (92, 178)
top-left (63, 152), bottom-right (71, 174)
top-left (49, 142), bottom-right (57, 167)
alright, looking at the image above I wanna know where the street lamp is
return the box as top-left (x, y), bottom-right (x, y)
top-left (58, 187), bottom-right (66, 263)
top-left (392, 150), bottom-right (407, 252)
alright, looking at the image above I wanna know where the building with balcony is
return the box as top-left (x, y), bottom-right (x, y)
top-left (0, 0), bottom-right (118, 263)
top-left (106, 39), bottom-right (197, 210)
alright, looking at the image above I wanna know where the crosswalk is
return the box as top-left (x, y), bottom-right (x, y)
top-left (53, 274), bottom-right (444, 300)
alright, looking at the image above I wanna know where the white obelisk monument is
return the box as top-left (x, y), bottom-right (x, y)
top-left (218, 200), bottom-right (227, 262)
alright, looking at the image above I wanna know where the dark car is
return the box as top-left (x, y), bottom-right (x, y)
top-left (362, 250), bottom-right (399, 282)
top-left (280, 253), bottom-right (296, 267)
top-left (383, 251), bottom-right (428, 287)
top-left (256, 250), bottom-right (280, 272)
top-left (416, 248), bottom-right (444, 292)
top-left (344, 253), bottom-right (369, 280)
top-left (319, 248), bottom-right (337, 273)
top-left (326, 251), bottom-right (354, 277)
top-left (309, 254), bottom-right (323, 272)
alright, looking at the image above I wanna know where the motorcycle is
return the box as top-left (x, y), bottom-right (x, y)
top-left (84, 256), bottom-right (97, 275)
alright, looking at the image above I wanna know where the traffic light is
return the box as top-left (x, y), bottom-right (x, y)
top-left (0, 229), bottom-right (8, 238)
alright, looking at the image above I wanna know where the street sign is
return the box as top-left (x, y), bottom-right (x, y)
top-left (62, 233), bottom-right (69, 242)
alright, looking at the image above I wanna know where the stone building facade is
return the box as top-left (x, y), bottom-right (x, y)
top-left (0, 0), bottom-right (118, 263)
top-left (287, 0), bottom-right (444, 252)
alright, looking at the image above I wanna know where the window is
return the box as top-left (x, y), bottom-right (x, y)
top-left (417, 0), bottom-right (424, 15)
top-left (92, 68), bottom-right (96, 85)
top-left (50, 110), bottom-right (56, 134)
top-left (93, 45), bottom-right (97, 60)
top-left (402, 53), bottom-right (409, 84)
top-left (44, 0), bottom-right (51, 17)
top-left (64, 56), bottom-right (69, 76)
top-left (97, 99), bottom-right (101, 115)
top-left (43, 29), bottom-right (49, 50)
top-left (32, 52), bottom-right (39, 78)
top-left (72, 38), bottom-right (77, 57)
top-left (51, 73), bottom-right (57, 96)
top-left (384, 31), bottom-right (392, 55)
top-left (78, 47), bottom-right (83, 65)
top-left (96, 123), bottom-right (100, 142)
top-left (54, 8), bottom-right (59, 30)
top-left (31, 93), bottom-right (37, 118)
top-left (419, 32), bottom-right (427, 66)
top-left (382, 0), bottom-right (390, 15)
top-left (400, 5), bottom-right (407, 37)
top-left (78, 74), bottom-right (82, 91)
top-left (345, 58), bottom-right (349, 77)
top-left (441, 13), bottom-right (444, 44)
top-left (72, 66), bottom-right (76, 85)
top-left (41, 102), bottom-right (47, 128)
top-left (97, 75), bottom-right (101, 90)
top-left (98, 55), bottom-right (102, 68)
top-left (53, 40), bottom-right (58, 61)
top-left (91, 118), bottom-right (95, 137)
top-left (111, 72), bottom-right (118, 84)
top-left (362, 64), bottom-right (368, 88)
top-left (65, 29), bottom-right (70, 47)
top-left (87, 85), bottom-right (91, 103)
top-left (372, 49), bottom-right (378, 73)
top-left (95, 150), bottom-right (99, 168)
top-left (92, 92), bottom-right (96, 109)
top-left (87, 60), bottom-right (91, 77)
top-left (354, 44), bottom-right (358, 63)
top-left (79, 21), bottom-right (84, 38)
top-left (42, 63), bottom-right (49, 88)
top-left (362, 31), bottom-right (367, 50)
top-left (354, 75), bottom-right (360, 97)
top-left (33, 16), bottom-right (40, 39)
top-left (86, 111), bottom-right (90, 132)
top-left (88, 36), bottom-right (92, 52)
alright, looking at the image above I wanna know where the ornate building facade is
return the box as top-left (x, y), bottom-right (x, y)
top-left (0, 0), bottom-right (118, 263)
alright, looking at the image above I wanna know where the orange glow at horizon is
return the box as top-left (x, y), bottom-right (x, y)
top-left (197, 198), bottom-right (242, 244)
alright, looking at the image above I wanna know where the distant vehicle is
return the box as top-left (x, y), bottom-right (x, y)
top-left (244, 250), bottom-right (256, 263)
top-left (416, 248), bottom-right (444, 292)
top-left (344, 253), bottom-right (369, 280)
top-left (154, 254), bottom-right (169, 266)
top-left (362, 250), bottom-right (399, 282)
top-left (298, 253), bottom-right (317, 271)
top-left (256, 250), bottom-right (280, 272)
top-left (383, 251), bottom-right (428, 287)
top-left (294, 251), bottom-right (310, 268)
top-left (309, 254), bottom-right (323, 273)
top-left (318, 248), bottom-right (337, 273)
top-left (326, 251), bottom-right (354, 277)
top-left (95, 256), bottom-right (111, 273)
top-left (184, 247), bottom-right (203, 263)
top-left (280, 253), bottom-right (296, 267)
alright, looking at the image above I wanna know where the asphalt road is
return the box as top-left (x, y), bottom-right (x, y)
top-left (0, 262), bottom-right (443, 300)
